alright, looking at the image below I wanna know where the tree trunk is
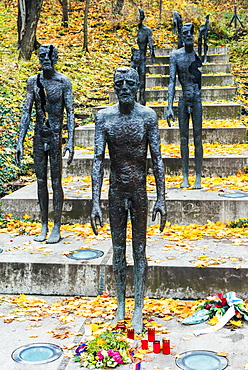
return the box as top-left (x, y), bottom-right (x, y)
top-left (83, 0), bottom-right (90, 52)
top-left (113, 0), bottom-right (124, 14)
top-left (59, 0), bottom-right (69, 27)
top-left (18, 0), bottom-right (43, 60)
top-left (159, 0), bottom-right (162, 19)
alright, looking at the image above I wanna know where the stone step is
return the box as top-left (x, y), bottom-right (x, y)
top-left (109, 86), bottom-right (237, 104)
top-left (58, 150), bottom-right (248, 178)
top-left (154, 46), bottom-right (228, 56)
top-left (0, 230), bottom-right (248, 298)
top-left (2, 181), bottom-right (248, 227)
top-left (74, 123), bottom-right (246, 147)
top-left (146, 63), bottom-right (232, 75)
top-left (92, 102), bottom-right (242, 120)
top-left (147, 54), bottom-right (229, 65)
top-left (145, 74), bottom-right (234, 88)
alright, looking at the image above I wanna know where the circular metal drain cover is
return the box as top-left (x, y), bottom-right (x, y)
top-left (66, 248), bottom-right (104, 260)
top-left (219, 192), bottom-right (248, 198)
top-left (12, 343), bottom-right (63, 364)
top-left (176, 350), bottom-right (228, 370)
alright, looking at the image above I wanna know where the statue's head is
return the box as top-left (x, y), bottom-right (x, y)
top-left (39, 44), bottom-right (58, 70)
top-left (181, 23), bottom-right (194, 48)
top-left (139, 8), bottom-right (145, 23)
top-left (114, 67), bottom-right (139, 105)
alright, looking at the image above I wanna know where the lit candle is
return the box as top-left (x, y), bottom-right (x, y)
top-left (153, 340), bottom-right (160, 353)
top-left (127, 328), bottom-right (135, 339)
top-left (147, 327), bottom-right (155, 342)
top-left (141, 339), bottom-right (148, 350)
top-left (84, 318), bottom-right (92, 336)
top-left (162, 339), bottom-right (170, 355)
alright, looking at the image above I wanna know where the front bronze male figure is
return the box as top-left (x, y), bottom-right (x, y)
top-left (91, 67), bottom-right (166, 333)
top-left (166, 23), bottom-right (203, 189)
top-left (16, 44), bottom-right (74, 243)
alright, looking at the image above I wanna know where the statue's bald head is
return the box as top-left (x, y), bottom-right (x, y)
top-left (39, 44), bottom-right (58, 67)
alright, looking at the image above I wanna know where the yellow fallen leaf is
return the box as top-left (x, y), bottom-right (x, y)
top-left (63, 343), bottom-right (77, 350)
top-left (230, 320), bottom-right (242, 327)
top-left (28, 335), bottom-right (39, 338)
top-left (216, 352), bottom-right (229, 357)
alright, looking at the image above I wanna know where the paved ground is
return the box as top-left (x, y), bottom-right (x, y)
top-left (0, 294), bottom-right (248, 370)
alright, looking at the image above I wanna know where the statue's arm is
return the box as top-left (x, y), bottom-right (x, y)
top-left (148, 111), bottom-right (167, 231)
top-left (166, 53), bottom-right (177, 126)
top-left (91, 112), bottom-right (106, 235)
top-left (147, 28), bottom-right (156, 64)
top-left (16, 77), bottom-right (34, 165)
top-left (63, 77), bottom-right (75, 165)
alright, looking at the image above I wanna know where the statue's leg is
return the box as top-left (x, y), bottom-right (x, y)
top-left (203, 33), bottom-right (208, 63)
top-left (46, 136), bottom-right (63, 244)
top-left (178, 98), bottom-right (190, 188)
top-left (33, 135), bottom-right (49, 242)
top-left (198, 34), bottom-right (202, 60)
top-left (192, 98), bottom-right (203, 189)
top-left (139, 61), bottom-right (146, 106)
top-left (109, 188), bottom-right (128, 323)
top-left (130, 190), bottom-right (147, 333)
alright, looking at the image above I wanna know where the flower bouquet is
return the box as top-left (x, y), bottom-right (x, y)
top-left (74, 330), bottom-right (132, 368)
top-left (182, 291), bottom-right (248, 325)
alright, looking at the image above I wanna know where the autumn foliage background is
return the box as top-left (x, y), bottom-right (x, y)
top-left (0, 0), bottom-right (248, 198)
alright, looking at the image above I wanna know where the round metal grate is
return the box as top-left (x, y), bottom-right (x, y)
top-left (66, 248), bottom-right (104, 260)
top-left (219, 192), bottom-right (248, 198)
top-left (12, 343), bottom-right (63, 364)
top-left (175, 350), bottom-right (228, 370)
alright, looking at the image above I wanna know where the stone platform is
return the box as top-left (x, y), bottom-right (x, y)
top-left (0, 227), bottom-right (248, 299)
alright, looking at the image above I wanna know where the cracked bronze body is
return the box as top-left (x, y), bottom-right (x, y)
top-left (91, 67), bottom-right (166, 333)
top-left (16, 44), bottom-right (75, 243)
top-left (166, 23), bottom-right (203, 189)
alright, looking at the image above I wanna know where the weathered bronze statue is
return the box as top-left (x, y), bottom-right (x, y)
top-left (91, 67), bottom-right (167, 333)
top-left (137, 8), bottom-right (156, 106)
top-left (16, 44), bottom-right (75, 243)
top-left (198, 15), bottom-right (210, 63)
top-left (166, 23), bottom-right (203, 189)
top-left (173, 11), bottom-right (183, 49)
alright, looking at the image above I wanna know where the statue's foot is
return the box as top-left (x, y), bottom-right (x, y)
top-left (34, 227), bottom-right (48, 242)
top-left (112, 304), bottom-right (125, 324)
top-left (180, 179), bottom-right (189, 188)
top-left (46, 228), bottom-right (61, 244)
top-left (132, 308), bottom-right (143, 334)
top-left (193, 177), bottom-right (202, 189)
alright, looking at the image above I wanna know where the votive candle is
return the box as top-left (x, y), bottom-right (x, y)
top-left (162, 339), bottom-right (170, 355)
top-left (153, 340), bottom-right (160, 353)
top-left (127, 328), bottom-right (135, 339)
top-left (141, 339), bottom-right (148, 350)
top-left (147, 327), bottom-right (155, 342)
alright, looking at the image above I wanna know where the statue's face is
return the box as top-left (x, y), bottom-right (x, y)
top-left (139, 9), bottom-right (145, 23)
top-left (39, 45), bottom-right (57, 71)
top-left (114, 70), bottom-right (139, 105)
top-left (182, 24), bottom-right (194, 47)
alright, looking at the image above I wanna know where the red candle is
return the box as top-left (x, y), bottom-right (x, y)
top-left (147, 327), bottom-right (155, 342)
top-left (127, 328), bottom-right (134, 339)
top-left (162, 339), bottom-right (170, 355)
top-left (153, 340), bottom-right (160, 353)
top-left (141, 339), bottom-right (148, 350)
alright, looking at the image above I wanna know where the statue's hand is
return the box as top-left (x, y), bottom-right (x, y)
top-left (91, 204), bottom-right (103, 235)
top-left (152, 199), bottom-right (167, 232)
top-left (166, 107), bottom-right (174, 127)
top-left (63, 144), bottom-right (74, 165)
top-left (15, 143), bottom-right (23, 165)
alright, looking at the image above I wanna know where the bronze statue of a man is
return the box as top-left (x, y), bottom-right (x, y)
top-left (91, 67), bottom-right (166, 333)
top-left (166, 23), bottom-right (203, 189)
top-left (198, 15), bottom-right (210, 63)
top-left (137, 8), bottom-right (156, 106)
top-left (16, 44), bottom-right (75, 243)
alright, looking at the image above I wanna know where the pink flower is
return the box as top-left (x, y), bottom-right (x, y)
top-left (112, 354), bottom-right (123, 364)
top-left (97, 351), bottom-right (104, 360)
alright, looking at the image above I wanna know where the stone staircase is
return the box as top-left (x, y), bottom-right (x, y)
top-left (1, 46), bottom-right (248, 226)
top-left (1, 46), bottom-right (248, 298)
